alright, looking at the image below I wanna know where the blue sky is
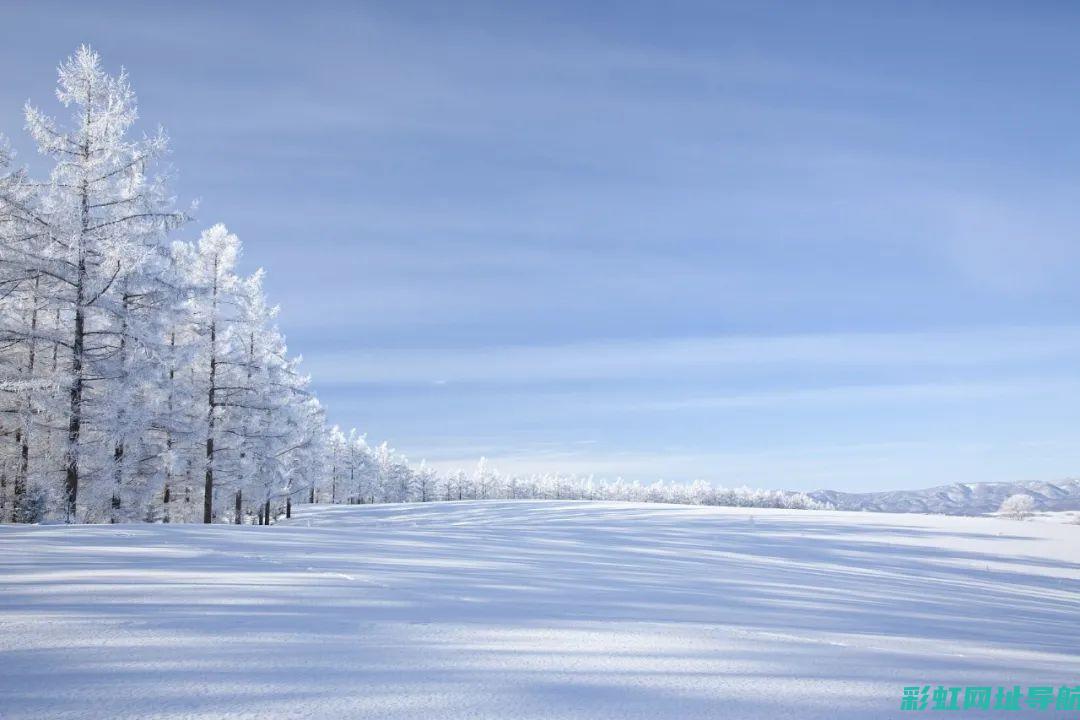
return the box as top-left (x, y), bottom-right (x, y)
top-left (4, 1), bottom-right (1080, 490)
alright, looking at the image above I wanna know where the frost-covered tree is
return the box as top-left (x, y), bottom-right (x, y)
top-left (473, 457), bottom-right (496, 500)
top-left (999, 493), bottom-right (1035, 520)
top-left (415, 461), bottom-right (437, 502)
top-left (285, 396), bottom-right (327, 511)
top-left (0, 135), bottom-right (50, 522)
top-left (174, 224), bottom-right (243, 522)
top-left (446, 469), bottom-right (467, 500)
top-left (171, 227), bottom-right (322, 524)
top-left (325, 426), bottom-right (348, 505)
top-left (343, 430), bottom-right (375, 504)
top-left (11, 46), bottom-right (185, 521)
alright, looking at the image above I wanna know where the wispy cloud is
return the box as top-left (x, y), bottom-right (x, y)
top-left (304, 325), bottom-right (1080, 385)
top-left (627, 377), bottom-right (1080, 412)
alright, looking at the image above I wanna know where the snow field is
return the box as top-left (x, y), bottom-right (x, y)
top-left (1, 500), bottom-right (1077, 719)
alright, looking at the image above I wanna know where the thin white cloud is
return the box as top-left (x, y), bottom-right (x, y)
top-left (635, 377), bottom-right (1080, 411)
top-left (304, 325), bottom-right (1080, 385)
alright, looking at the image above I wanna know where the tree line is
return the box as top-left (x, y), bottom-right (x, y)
top-left (0, 47), bottom-right (824, 525)
top-left (320, 435), bottom-right (826, 510)
top-left (0, 47), bottom-right (327, 524)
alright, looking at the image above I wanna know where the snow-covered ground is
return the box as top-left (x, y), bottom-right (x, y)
top-left (1, 501), bottom-right (1077, 719)
top-left (1025, 510), bottom-right (1080, 526)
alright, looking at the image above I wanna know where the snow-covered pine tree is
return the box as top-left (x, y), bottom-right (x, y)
top-left (231, 269), bottom-right (312, 524)
top-left (334, 429), bottom-right (372, 504)
top-left (18, 46), bottom-right (185, 521)
top-left (473, 457), bottom-right (496, 500)
top-left (325, 426), bottom-right (348, 505)
top-left (415, 461), bottom-right (437, 502)
top-left (0, 136), bottom-right (50, 522)
top-left (173, 224), bottom-right (244, 523)
top-left (290, 396), bottom-right (327, 508)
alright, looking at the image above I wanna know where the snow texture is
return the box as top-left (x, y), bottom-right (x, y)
top-left (1, 500), bottom-right (1077, 719)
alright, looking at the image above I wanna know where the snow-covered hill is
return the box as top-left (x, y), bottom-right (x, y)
top-left (1, 501), bottom-right (1077, 719)
top-left (808, 478), bottom-right (1080, 514)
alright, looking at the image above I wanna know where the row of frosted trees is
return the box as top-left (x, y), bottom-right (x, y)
top-left (0, 48), bottom-right (325, 524)
top-left (318, 437), bottom-right (827, 510)
top-left (0, 47), bottom-right (825, 525)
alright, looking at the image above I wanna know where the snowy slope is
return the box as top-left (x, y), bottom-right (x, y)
top-left (1, 501), bottom-right (1078, 719)
top-left (809, 478), bottom-right (1080, 515)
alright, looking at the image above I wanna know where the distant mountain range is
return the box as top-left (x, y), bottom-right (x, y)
top-left (807, 478), bottom-right (1080, 515)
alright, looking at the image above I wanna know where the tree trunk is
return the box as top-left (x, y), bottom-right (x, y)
top-left (286, 497), bottom-right (291, 518)
top-left (203, 273), bottom-right (219, 524)
top-left (111, 296), bottom-right (130, 523)
top-left (264, 499), bottom-right (271, 525)
top-left (15, 429), bottom-right (28, 522)
top-left (14, 278), bottom-right (40, 523)
top-left (203, 435), bottom-right (214, 523)
top-left (65, 130), bottom-right (92, 524)
top-left (52, 310), bottom-right (60, 372)
top-left (163, 332), bottom-right (176, 524)
top-left (65, 300), bottom-right (84, 522)
top-left (110, 441), bottom-right (123, 523)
